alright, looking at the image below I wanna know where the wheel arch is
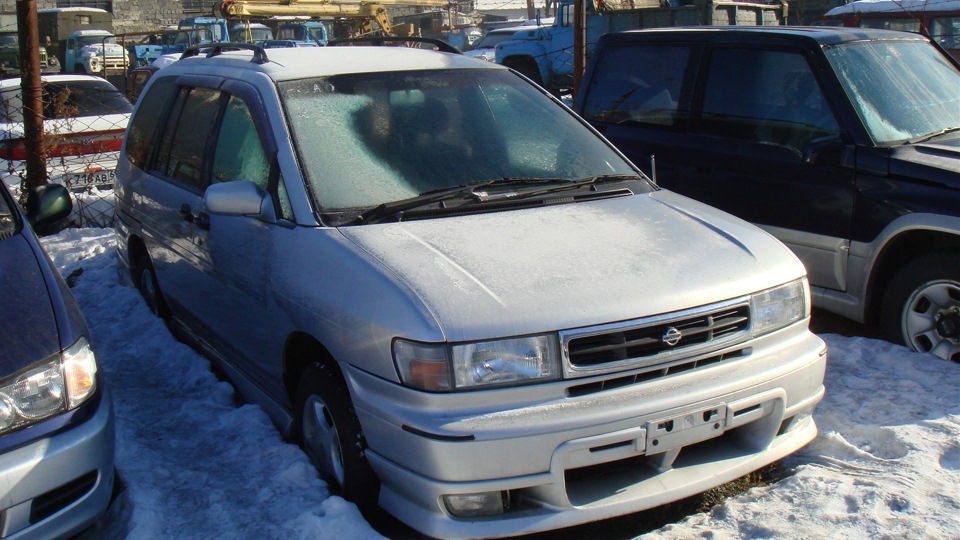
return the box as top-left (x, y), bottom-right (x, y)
top-left (865, 228), bottom-right (960, 323)
top-left (282, 331), bottom-right (344, 406)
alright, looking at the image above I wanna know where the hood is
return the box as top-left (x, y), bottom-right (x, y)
top-left (82, 43), bottom-right (126, 56)
top-left (339, 191), bottom-right (804, 342)
top-left (889, 135), bottom-right (960, 190)
top-left (0, 233), bottom-right (60, 376)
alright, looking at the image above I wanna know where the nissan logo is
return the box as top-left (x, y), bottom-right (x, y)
top-left (662, 327), bottom-right (683, 346)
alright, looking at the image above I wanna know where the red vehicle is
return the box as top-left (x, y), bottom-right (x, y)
top-left (815, 0), bottom-right (960, 61)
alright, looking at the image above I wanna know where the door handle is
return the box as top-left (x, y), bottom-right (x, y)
top-left (178, 204), bottom-right (210, 230)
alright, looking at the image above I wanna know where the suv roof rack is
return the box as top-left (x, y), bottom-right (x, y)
top-left (327, 36), bottom-right (461, 54)
top-left (181, 42), bottom-right (271, 64)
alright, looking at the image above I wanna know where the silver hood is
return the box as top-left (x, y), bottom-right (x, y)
top-left (339, 190), bottom-right (805, 342)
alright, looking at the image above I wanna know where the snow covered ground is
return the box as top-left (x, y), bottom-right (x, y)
top-left (41, 228), bottom-right (959, 539)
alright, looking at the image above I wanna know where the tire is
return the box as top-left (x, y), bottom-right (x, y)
top-left (880, 250), bottom-right (960, 363)
top-left (295, 363), bottom-right (379, 507)
top-left (135, 253), bottom-right (168, 320)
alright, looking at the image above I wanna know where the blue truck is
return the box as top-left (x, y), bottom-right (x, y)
top-left (495, 0), bottom-right (787, 94)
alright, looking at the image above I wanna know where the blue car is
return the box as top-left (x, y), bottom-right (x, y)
top-left (0, 182), bottom-right (114, 538)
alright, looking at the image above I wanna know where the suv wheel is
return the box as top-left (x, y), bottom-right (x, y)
top-left (881, 251), bottom-right (960, 363)
top-left (295, 363), bottom-right (379, 507)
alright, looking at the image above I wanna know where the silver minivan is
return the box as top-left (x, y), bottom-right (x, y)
top-left (114, 42), bottom-right (826, 538)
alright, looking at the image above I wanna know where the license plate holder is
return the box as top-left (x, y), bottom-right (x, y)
top-left (646, 403), bottom-right (727, 454)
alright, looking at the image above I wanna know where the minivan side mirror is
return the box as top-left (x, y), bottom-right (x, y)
top-left (204, 180), bottom-right (270, 218)
top-left (26, 183), bottom-right (72, 227)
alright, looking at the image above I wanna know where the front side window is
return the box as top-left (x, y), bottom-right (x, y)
top-left (279, 69), bottom-right (638, 215)
top-left (580, 44), bottom-right (690, 127)
top-left (212, 96), bottom-right (270, 189)
top-left (700, 48), bottom-right (839, 152)
top-left (824, 38), bottom-right (960, 144)
top-left (931, 16), bottom-right (960, 54)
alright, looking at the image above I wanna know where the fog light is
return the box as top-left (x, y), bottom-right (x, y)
top-left (443, 491), bottom-right (507, 517)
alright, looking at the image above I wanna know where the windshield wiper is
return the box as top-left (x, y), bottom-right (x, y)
top-left (357, 178), bottom-right (570, 224)
top-left (908, 126), bottom-right (960, 145)
top-left (355, 175), bottom-right (640, 224)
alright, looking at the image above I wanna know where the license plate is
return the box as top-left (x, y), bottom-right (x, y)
top-left (61, 170), bottom-right (116, 189)
top-left (646, 403), bottom-right (727, 454)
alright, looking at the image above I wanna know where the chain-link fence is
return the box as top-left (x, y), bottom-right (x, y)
top-left (1, 75), bottom-right (132, 229)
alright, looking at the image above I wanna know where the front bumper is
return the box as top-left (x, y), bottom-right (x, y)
top-left (0, 387), bottom-right (115, 539)
top-left (351, 324), bottom-right (826, 539)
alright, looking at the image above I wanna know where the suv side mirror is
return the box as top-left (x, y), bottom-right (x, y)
top-left (26, 183), bottom-right (72, 227)
top-left (802, 135), bottom-right (845, 166)
top-left (204, 180), bottom-right (271, 219)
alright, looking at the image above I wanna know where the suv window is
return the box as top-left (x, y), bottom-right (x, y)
top-left (580, 44), bottom-right (690, 127)
top-left (700, 48), bottom-right (839, 152)
top-left (155, 87), bottom-right (221, 190)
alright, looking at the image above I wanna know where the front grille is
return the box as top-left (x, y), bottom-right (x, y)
top-left (569, 305), bottom-right (748, 367)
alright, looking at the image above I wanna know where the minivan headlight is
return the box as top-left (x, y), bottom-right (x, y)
top-left (751, 278), bottom-right (810, 336)
top-left (0, 337), bottom-right (98, 435)
top-left (394, 335), bottom-right (560, 392)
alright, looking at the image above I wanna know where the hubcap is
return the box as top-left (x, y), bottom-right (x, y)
top-left (302, 395), bottom-right (345, 489)
top-left (139, 267), bottom-right (157, 314)
top-left (901, 279), bottom-right (960, 363)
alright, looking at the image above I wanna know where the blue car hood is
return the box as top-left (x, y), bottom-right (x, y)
top-left (0, 233), bottom-right (60, 375)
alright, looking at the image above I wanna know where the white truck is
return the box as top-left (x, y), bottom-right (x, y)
top-left (63, 29), bottom-right (128, 76)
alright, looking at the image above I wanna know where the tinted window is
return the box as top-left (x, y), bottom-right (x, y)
top-left (125, 77), bottom-right (178, 169)
top-left (0, 186), bottom-right (16, 239)
top-left (700, 48), bottom-right (839, 152)
top-left (581, 44), bottom-right (690, 127)
top-left (154, 87), bottom-right (221, 190)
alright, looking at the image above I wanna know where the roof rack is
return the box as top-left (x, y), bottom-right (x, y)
top-left (327, 36), bottom-right (461, 54)
top-left (181, 42), bottom-right (271, 64)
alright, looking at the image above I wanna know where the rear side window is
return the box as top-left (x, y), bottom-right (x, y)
top-left (580, 44), bottom-right (691, 128)
top-left (125, 77), bottom-right (177, 169)
top-left (154, 87), bottom-right (221, 190)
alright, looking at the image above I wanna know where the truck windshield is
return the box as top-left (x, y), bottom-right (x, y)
top-left (77, 36), bottom-right (117, 47)
top-left (279, 68), bottom-right (641, 213)
top-left (824, 38), bottom-right (960, 145)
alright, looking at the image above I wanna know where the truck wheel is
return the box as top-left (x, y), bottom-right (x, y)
top-left (295, 362), bottom-right (379, 508)
top-left (880, 251), bottom-right (960, 363)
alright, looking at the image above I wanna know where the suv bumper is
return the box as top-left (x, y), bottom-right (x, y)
top-left (352, 325), bottom-right (826, 538)
top-left (0, 387), bottom-right (115, 539)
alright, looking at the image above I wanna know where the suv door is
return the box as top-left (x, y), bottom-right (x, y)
top-left (131, 76), bottom-right (289, 400)
top-left (675, 46), bottom-right (853, 292)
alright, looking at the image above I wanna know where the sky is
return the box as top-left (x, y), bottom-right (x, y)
top-left (40, 227), bottom-right (959, 540)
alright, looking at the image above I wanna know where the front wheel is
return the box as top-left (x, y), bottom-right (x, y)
top-left (134, 253), bottom-right (168, 320)
top-left (295, 363), bottom-right (379, 506)
top-left (880, 251), bottom-right (960, 363)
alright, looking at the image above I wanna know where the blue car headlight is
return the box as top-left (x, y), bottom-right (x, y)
top-left (0, 337), bottom-right (98, 435)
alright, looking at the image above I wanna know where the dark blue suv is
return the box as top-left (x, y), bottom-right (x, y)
top-left (576, 27), bottom-right (960, 362)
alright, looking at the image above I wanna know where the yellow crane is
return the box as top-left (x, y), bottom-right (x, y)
top-left (218, 0), bottom-right (455, 37)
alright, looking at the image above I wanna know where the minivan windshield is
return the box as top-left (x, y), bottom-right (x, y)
top-left (279, 69), bottom-right (641, 213)
top-left (824, 38), bottom-right (960, 145)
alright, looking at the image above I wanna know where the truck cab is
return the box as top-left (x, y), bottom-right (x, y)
top-left (64, 29), bottom-right (127, 76)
